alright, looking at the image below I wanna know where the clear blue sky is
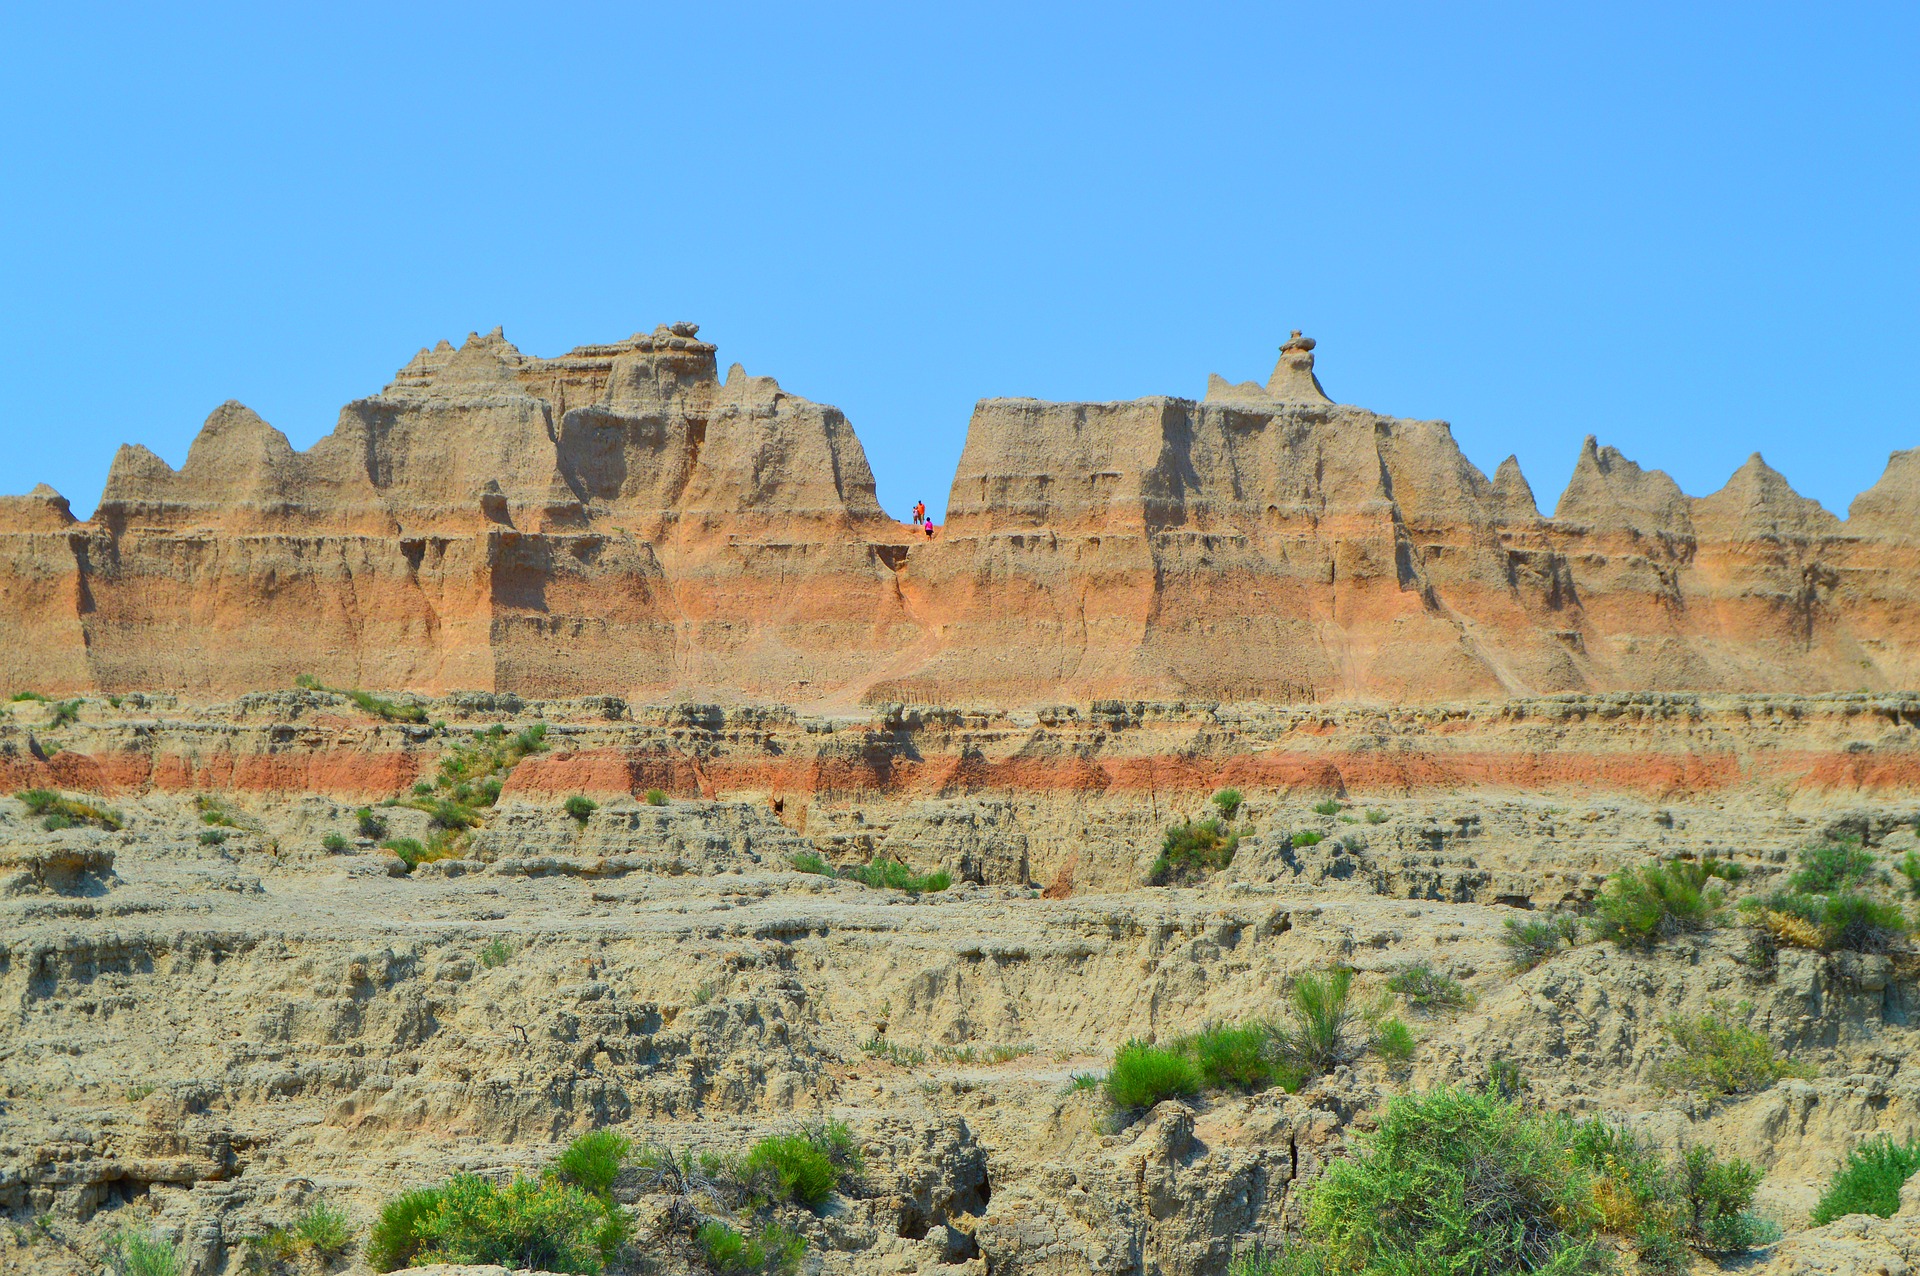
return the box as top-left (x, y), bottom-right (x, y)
top-left (3, 3), bottom-right (1914, 522)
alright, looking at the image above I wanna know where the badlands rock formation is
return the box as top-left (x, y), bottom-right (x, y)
top-left (2, 328), bottom-right (1918, 1276)
top-left (2, 326), bottom-right (1917, 703)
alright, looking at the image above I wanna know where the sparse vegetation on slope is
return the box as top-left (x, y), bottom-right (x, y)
top-left (1654, 1003), bottom-right (1813, 1096)
top-left (1809, 1135), bottom-right (1920, 1225)
top-left (1152, 817), bottom-right (1240, 883)
top-left (1591, 857), bottom-right (1740, 948)
top-left (295, 673), bottom-right (429, 723)
top-left (1742, 841), bottom-right (1914, 954)
top-left (14, 788), bottom-right (123, 831)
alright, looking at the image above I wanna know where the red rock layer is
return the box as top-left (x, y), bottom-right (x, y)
top-left (1, 329), bottom-right (1914, 704)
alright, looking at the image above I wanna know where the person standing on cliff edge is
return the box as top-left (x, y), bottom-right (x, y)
top-left (912, 499), bottom-right (925, 525)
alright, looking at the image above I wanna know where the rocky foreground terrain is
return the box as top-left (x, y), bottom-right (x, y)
top-left (3, 688), bottom-right (1919, 1274)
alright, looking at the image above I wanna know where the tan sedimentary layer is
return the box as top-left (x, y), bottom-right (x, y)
top-left (2, 328), bottom-right (1915, 703)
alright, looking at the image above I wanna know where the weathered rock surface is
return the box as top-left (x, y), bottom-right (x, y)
top-left (0, 696), bottom-right (1915, 1274)
top-left (3, 330), bottom-right (1916, 703)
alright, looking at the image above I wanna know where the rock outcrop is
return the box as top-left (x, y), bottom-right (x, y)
top-left (3, 328), bottom-right (1916, 703)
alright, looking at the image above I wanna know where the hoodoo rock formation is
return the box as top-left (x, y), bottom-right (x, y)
top-left (2, 325), bottom-right (1915, 703)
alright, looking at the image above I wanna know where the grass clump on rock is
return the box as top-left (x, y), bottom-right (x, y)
top-left (1212, 787), bottom-right (1243, 819)
top-left (1654, 1003), bottom-right (1814, 1097)
top-left (645, 788), bottom-right (668, 806)
top-left (108, 1229), bottom-right (184, 1276)
top-left (367, 1129), bottom-right (632, 1273)
top-left (842, 858), bottom-right (951, 893)
top-left (1809, 1135), bottom-right (1920, 1225)
top-left (1742, 840), bottom-right (1914, 954)
top-left (1105, 1040), bottom-right (1202, 1110)
top-left (1591, 857), bottom-right (1740, 949)
top-left (1501, 915), bottom-right (1581, 971)
top-left (295, 674), bottom-right (428, 724)
top-left (1386, 960), bottom-right (1473, 1010)
top-left (564, 795), bottom-right (597, 823)
top-left (1151, 817), bottom-right (1240, 884)
top-left (740, 1123), bottom-right (861, 1209)
top-left (1232, 1089), bottom-right (1778, 1276)
top-left (15, 788), bottom-right (124, 832)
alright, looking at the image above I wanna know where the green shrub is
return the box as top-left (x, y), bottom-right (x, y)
top-left (741, 1134), bottom-right (839, 1208)
top-left (1679, 1145), bottom-right (1775, 1253)
top-left (196, 795), bottom-right (241, 827)
top-left (1485, 1057), bottom-right (1526, 1099)
top-left (1106, 1039), bottom-right (1202, 1110)
top-left (1897, 851), bottom-right (1920, 899)
top-left (844, 858), bottom-right (951, 892)
top-left (1182, 1023), bottom-right (1279, 1091)
top-left (9, 690), bottom-right (46, 702)
top-left (554, 1128), bottom-right (631, 1198)
top-left (382, 837), bottom-right (428, 870)
top-left (789, 851), bottom-right (832, 876)
top-left (198, 828), bottom-right (228, 846)
top-left (48, 699), bottom-right (81, 728)
top-left (293, 1199), bottom-right (353, 1256)
top-left (1212, 787), bottom-right (1243, 819)
top-left (1373, 1016), bottom-right (1415, 1063)
top-left (1809, 1135), bottom-right (1920, 1225)
top-left (1287, 1087), bottom-right (1609, 1276)
top-left (1386, 961), bottom-right (1472, 1010)
top-left (1502, 915), bottom-right (1579, 971)
top-left (420, 797), bottom-right (479, 830)
top-left (1272, 968), bottom-right (1360, 1075)
top-left (14, 788), bottom-right (124, 830)
top-left (321, 832), bottom-right (348, 852)
top-left (1654, 1004), bottom-right (1812, 1096)
top-left (1152, 818), bottom-right (1239, 883)
top-left (697, 1220), bottom-right (803, 1274)
top-left (1364, 809), bottom-right (1389, 824)
top-left (1311, 798), bottom-right (1342, 817)
top-left (645, 788), bottom-right (668, 806)
top-left (1791, 840), bottom-right (1880, 893)
top-left (1291, 829), bottom-right (1323, 847)
top-left (860, 1036), bottom-right (927, 1068)
top-left (355, 807), bottom-right (387, 839)
top-left (109, 1230), bottom-right (183, 1276)
top-left (1592, 858), bottom-right (1737, 948)
top-left (479, 937), bottom-right (513, 968)
top-left (1744, 889), bottom-right (1912, 953)
top-left (1064, 1072), bottom-right (1103, 1093)
top-left (366, 1187), bottom-right (442, 1271)
top-left (564, 795), bottom-right (597, 823)
top-left (378, 1173), bottom-right (625, 1273)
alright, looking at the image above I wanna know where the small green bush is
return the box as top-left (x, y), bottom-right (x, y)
top-left (860, 1036), bottom-right (928, 1067)
top-left (1291, 829), bottom-right (1323, 847)
top-left (1064, 1072), bottom-right (1103, 1093)
top-left (1485, 1057), bottom-right (1526, 1099)
top-left (321, 832), bottom-right (348, 852)
top-left (1373, 1016), bottom-right (1415, 1063)
top-left (1897, 851), bottom-right (1920, 899)
top-left (1745, 889), bottom-right (1912, 953)
top-left (1791, 839), bottom-right (1880, 893)
top-left (1183, 1023), bottom-right (1279, 1091)
top-left (366, 1187), bottom-right (442, 1271)
top-left (554, 1128), bottom-right (631, 1198)
top-left (109, 1230), bottom-right (183, 1276)
top-left (479, 937), bottom-right (513, 968)
top-left (293, 1199), bottom-right (353, 1256)
top-left (197, 828), bottom-right (228, 846)
top-left (1311, 798), bottom-right (1342, 817)
top-left (844, 858), bottom-right (951, 892)
top-left (645, 788), bottom-right (668, 806)
top-left (1386, 961), bottom-right (1472, 1010)
top-left (741, 1134), bottom-right (839, 1208)
top-left (1271, 968), bottom-right (1361, 1076)
top-left (696, 1220), bottom-right (804, 1274)
top-left (1502, 915), bottom-right (1579, 971)
top-left (564, 795), bottom-right (597, 823)
top-left (48, 699), bottom-right (81, 728)
top-left (1152, 817), bottom-right (1239, 883)
top-left (1679, 1144), bottom-right (1775, 1254)
top-left (1809, 1135), bottom-right (1920, 1225)
top-left (789, 851), bottom-right (832, 876)
top-left (1288, 1087), bottom-right (1608, 1275)
top-left (1106, 1039), bottom-right (1202, 1110)
top-left (421, 797), bottom-right (479, 830)
top-left (1212, 787), bottom-right (1243, 819)
top-left (14, 788), bottom-right (124, 830)
top-left (1364, 808), bottom-right (1389, 824)
top-left (1654, 1004), bottom-right (1812, 1096)
top-left (356, 807), bottom-right (387, 839)
top-left (9, 690), bottom-right (46, 702)
top-left (382, 837), bottom-right (428, 870)
top-left (1592, 858), bottom-right (1738, 948)
top-left (370, 1173), bottom-right (625, 1273)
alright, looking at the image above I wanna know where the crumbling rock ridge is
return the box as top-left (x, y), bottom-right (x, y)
top-left (3, 325), bottom-right (1915, 703)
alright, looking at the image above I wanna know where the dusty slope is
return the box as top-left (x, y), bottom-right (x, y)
top-left (2, 327), bottom-right (1916, 703)
top-left (2, 693), bottom-right (1919, 1274)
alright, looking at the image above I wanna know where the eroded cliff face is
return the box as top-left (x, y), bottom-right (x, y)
top-left (2, 328), bottom-right (1914, 703)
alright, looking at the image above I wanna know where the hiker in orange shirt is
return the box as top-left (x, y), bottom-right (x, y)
top-left (912, 500), bottom-right (926, 525)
